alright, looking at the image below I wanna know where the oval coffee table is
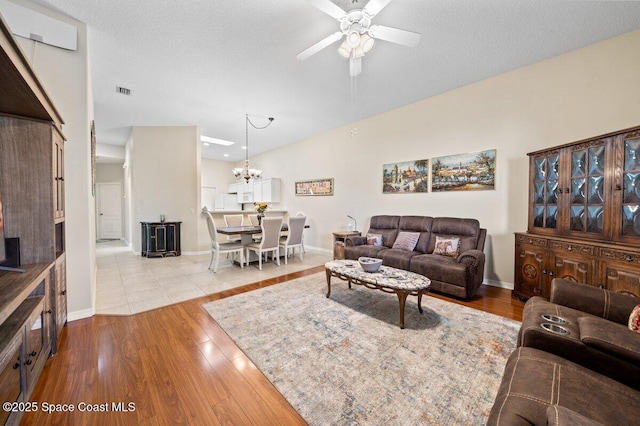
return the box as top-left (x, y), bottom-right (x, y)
top-left (325, 260), bottom-right (431, 329)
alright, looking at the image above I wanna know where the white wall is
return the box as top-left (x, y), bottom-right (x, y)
top-left (130, 126), bottom-right (201, 253)
top-left (96, 143), bottom-right (125, 162)
top-left (245, 29), bottom-right (640, 288)
top-left (13, 0), bottom-right (95, 319)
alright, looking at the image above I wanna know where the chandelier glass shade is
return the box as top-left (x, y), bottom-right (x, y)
top-left (232, 161), bottom-right (262, 182)
top-left (232, 114), bottom-right (274, 183)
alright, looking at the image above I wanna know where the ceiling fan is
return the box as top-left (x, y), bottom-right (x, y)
top-left (297, 0), bottom-right (421, 76)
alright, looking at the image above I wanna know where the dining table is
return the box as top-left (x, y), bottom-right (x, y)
top-left (217, 224), bottom-right (310, 245)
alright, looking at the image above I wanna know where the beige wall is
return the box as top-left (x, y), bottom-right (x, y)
top-left (13, 0), bottom-right (96, 318)
top-left (124, 133), bottom-right (134, 246)
top-left (199, 158), bottom-right (238, 250)
top-left (130, 126), bottom-right (201, 254)
top-left (242, 29), bottom-right (640, 287)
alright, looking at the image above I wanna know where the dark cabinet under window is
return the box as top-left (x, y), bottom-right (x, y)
top-left (141, 222), bottom-right (181, 257)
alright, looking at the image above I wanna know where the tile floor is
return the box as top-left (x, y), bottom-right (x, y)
top-left (95, 240), bottom-right (331, 315)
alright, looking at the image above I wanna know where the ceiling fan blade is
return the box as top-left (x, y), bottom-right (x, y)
top-left (349, 58), bottom-right (362, 77)
top-left (304, 0), bottom-right (346, 20)
top-left (363, 0), bottom-right (393, 17)
top-left (296, 31), bottom-right (344, 61)
top-left (368, 24), bottom-right (421, 47)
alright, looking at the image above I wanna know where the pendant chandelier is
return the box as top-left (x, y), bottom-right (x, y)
top-left (232, 114), bottom-right (274, 182)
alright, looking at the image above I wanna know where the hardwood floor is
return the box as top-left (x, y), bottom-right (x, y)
top-left (22, 267), bottom-right (523, 425)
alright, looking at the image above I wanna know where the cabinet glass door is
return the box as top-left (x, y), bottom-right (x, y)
top-left (568, 142), bottom-right (606, 236)
top-left (620, 135), bottom-right (640, 238)
top-left (532, 153), bottom-right (560, 230)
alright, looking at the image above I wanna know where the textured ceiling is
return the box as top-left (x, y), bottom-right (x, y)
top-left (24, 0), bottom-right (640, 161)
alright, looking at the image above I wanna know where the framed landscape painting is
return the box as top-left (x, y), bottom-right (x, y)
top-left (431, 149), bottom-right (496, 192)
top-left (383, 159), bottom-right (429, 193)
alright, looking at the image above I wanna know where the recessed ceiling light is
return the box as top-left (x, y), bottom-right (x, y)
top-left (241, 146), bottom-right (247, 150)
top-left (203, 142), bottom-right (210, 147)
top-left (224, 154), bottom-right (229, 157)
top-left (201, 135), bottom-right (235, 146)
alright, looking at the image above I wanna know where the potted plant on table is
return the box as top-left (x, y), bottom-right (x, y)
top-left (254, 201), bottom-right (268, 224)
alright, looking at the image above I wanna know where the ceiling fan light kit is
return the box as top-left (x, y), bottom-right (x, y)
top-left (297, 0), bottom-right (421, 76)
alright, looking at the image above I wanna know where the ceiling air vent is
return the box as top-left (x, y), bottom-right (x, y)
top-left (116, 86), bottom-right (131, 96)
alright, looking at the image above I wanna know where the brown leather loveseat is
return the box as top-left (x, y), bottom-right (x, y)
top-left (344, 215), bottom-right (487, 299)
top-left (488, 279), bottom-right (640, 425)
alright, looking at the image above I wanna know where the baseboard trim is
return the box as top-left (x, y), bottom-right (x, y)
top-left (303, 245), bottom-right (332, 254)
top-left (68, 308), bottom-right (94, 322)
top-left (483, 279), bottom-right (514, 290)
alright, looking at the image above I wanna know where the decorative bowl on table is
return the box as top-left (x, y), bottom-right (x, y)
top-left (358, 257), bottom-right (382, 272)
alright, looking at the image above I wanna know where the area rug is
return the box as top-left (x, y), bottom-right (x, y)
top-left (203, 272), bottom-right (520, 425)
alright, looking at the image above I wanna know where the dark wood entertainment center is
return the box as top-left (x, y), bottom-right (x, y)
top-left (0, 15), bottom-right (67, 426)
top-left (515, 125), bottom-right (640, 301)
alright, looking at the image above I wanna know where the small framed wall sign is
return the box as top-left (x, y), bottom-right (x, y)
top-left (295, 178), bottom-right (334, 196)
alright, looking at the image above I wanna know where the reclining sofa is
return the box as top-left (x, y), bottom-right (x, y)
top-left (488, 279), bottom-right (640, 425)
top-left (344, 215), bottom-right (486, 299)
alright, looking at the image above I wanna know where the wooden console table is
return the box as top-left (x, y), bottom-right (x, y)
top-left (141, 222), bottom-right (181, 257)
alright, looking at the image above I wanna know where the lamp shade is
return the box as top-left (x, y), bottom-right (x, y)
top-left (338, 40), bottom-right (351, 58)
top-left (360, 33), bottom-right (374, 53)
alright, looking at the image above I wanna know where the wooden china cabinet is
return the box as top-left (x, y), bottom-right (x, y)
top-left (514, 125), bottom-right (640, 300)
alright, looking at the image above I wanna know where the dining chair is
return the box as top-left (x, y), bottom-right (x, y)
top-left (205, 211), bottom-right (244, 272)
top-left (245, 217), bottom-right (283, 270)
top-left (224, 214), bottom-right (244, 227)
top-left (279, 215), bottom-right (306, 264)
top-left (247, 214), bottom-right (262, 242)
top-left (223, 214), bottom-right (244, 243)
top-left (247, 214), bottom-right (259, 226)
top-left (295, 211), bottom-right (306, 253)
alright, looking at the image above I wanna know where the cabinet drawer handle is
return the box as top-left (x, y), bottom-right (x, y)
top-left (598, 284), bottom-right (605, 289)
top-left (29, 351), bottom-right (36, 357)
top-left (567, 245), bottom-right (572, 251)
top-left (625, 255), bottom-right (634, 262)
top-left (528, 239), bottom-right (533, 244)
top-left (25, 359), bottom-right (32, 366)
top-left (542, 268), bottom-right (547, 275)
top-left (615, 184), bottom-right (622, 191)
top-left (61, 290), bottom-right (67, 295)
top-left (13, 362), bottom-right (20, 369)
top-left (549, 271), bottom-right (554, 276)
top-left (46, 309), bottom-right (52, 314)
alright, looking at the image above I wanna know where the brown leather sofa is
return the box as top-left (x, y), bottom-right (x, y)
top-left (488, 279), bottom-right (640, 425)
top-left (344, 215), bottom-right (486, 299)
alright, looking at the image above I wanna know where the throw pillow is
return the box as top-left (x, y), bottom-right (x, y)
top-left (433, 236), bottom-right (460, 257)
top-left (629, 304), bottom-right (640, 333)
top-left (392, 232), bottom-right (420, 251)
top-left (366, 233), bottom-right (383, 246)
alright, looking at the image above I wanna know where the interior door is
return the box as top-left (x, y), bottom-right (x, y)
top-left (97, 182), bottom-right (122, 240)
